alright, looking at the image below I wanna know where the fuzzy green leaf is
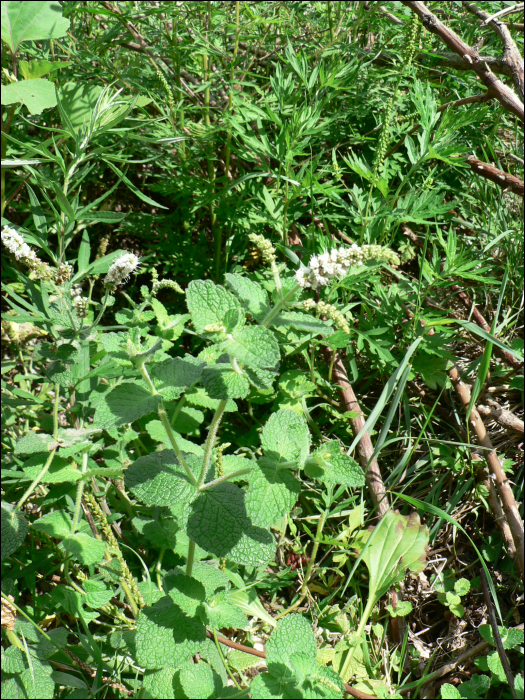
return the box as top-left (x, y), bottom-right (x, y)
top-left (61, 533), bottom-right (106, 565)
top-left (224, 325), bottom-right (280, 369)
top-left (125, 450), bottom-right (197, 516)
top-left (83, 580), bottom-right (114, 609)
top-left (1, 1), bottom-right (70, 54)
top-left (179, 661), bottom-right (215, 700)
top-left (224, 273), bottom-right (270, 322)
top-left (151, 357), bottom-right (204, 400)
top-left (186, 280), bottom-right (245, 334)
top-left (186, 482), bottom-right (275, 566)
top-left (1, 502), bottom-right (28, 560)
top-left (267, 614), bottom-right (316, 667)
top-left (304, 441), bottom-right (365, 487)
top-left (260, 409), bottom-right (311, 466)
top-left (94, 384), bottom-right (162, 428)
top-left (246, 458), bottom-right (300, 528)
top-left (201, 590), bottom-right (248, 630)
top-left (14, 432), bottom-right (54, 455)
top-left (271, 311), bottom-right (334, 336)
top-left (201, 364), bottom-right (250, 400)
top-left (135, 596), bottom-right (206, 669)
top-left (32, 510), bottom-right (72, 538)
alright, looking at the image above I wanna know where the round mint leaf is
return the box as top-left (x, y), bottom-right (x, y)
top-left (304, 441), bottom-right (365, 488)
top-left (125, 450), bottom-right (196, 513)
top-left (246, 459), bottom-right (300, 528)
top-left (186, 279), bottom-right (244, 334)
top-left (135, 597), bottom-right (206, 670)
top-left (186, 483), bottom-right (275, 566)
top-left (94, 384), bottom-right (162, 429)
top-left (266, 614), bottom-right (316, 667)
top-left (261, 409), bottom-right (311, 465)
top-left (201, 364), bottom-right (250, 400)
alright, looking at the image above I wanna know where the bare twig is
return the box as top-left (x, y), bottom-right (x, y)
top-left (324, 350), bottom-right (390, 517)
top-left (449, 364), bottom-right (524, 581)
top-left (477, 400), bottom-right (524, 433)
top-left (401, 1), bottom-right (524, 121)
top-left (480, 569), bottom-right (517, 698)
top-left (462, 1), bottom-right (524, 101)
top-left (465, 155), bottom-right (524, 197)
top-left (480, 4), bottom-right (524, 25)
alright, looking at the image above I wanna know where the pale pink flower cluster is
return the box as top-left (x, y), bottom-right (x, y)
top-left (104, 253), bottom-right (141, 288)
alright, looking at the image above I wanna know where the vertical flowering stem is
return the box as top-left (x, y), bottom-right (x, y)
top-left (14, 384), bottom-right (60, 515)
top-left (71, 452), bottom-right (89, 533)
top-left (260, 282), bottom-right (302, 327)
top-left (198, 400), bottom-right (228, 487)
top-left (224, 1), bottom-right (240, 179)
top-left (138, 361), bottom-right (197, 486)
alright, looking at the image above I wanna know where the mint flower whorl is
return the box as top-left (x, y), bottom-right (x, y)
top-left (1, 224), bottom-right (51, 279)
top-left (248, 234), bottom-right (277, 264)
top-left (302, 298), bottom-right (350, 334)
top-left (104, 253), bottom-right (141, 289)
top-left (2, 225), bottom-right (38, 264)
top-left (295, 244), bottom-right (399, 289)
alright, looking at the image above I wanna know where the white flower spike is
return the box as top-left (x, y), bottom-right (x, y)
top-left (104, 253), bottom-right (141, 289)
top-left (295, 244), bottom-right (400, 289)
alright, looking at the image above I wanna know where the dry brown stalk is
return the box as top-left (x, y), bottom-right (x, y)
top-left (401, 1), bottom-right (524, 121)
top-left (465, 155), bottom-right (524, 197)
top-left (477, 400), bottom-right (524, 433)
top-left (449, 364), bottom-right (524, 580)
top-left (462, 1), bottom-right (524, 102)
top-left (472, 455), bottom-right (517, 558)
top-left (325, 350), bottom-right (390, 517)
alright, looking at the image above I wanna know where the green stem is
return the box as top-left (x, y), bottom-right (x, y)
top-left (261, 282), bottom-right (301, 327)
top-left (71, 453), bottom-right (89, 533)
top-left (198, 400), bottom-right (228, 487)
top-left (224, 1), bottom-right (240, 178)
top-left (213, 628), bottom-right (243, 691)
top-left (64, 561), bottom-right (86, 595)
top-left (14, 384), bottom-right (60, 515)
top-left (199, 466), bottom-right (254, 491)
top-left (339, 595), bottom-right (376, 680)
top-left (170, 394), bottom-right (187, 427)
top-left (120, 578), bottom-right (140, 619)
top-left (138, 362), bottom-right (196, 485)
top-left (327, 1), bottom-right (335, 42)
top-left (275, 507), bottom-right (329, 620)
top-left (186, 540), bottom-right (196, 577)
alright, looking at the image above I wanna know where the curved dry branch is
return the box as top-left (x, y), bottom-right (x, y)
top-left (462, 0), bottom-right (524, 101)
top-left (401, 1), bottom-right (524, 121)
top-left (449, 364), bottom-right (524, 581)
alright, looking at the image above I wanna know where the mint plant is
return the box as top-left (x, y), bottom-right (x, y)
top-left (2, 200), bottom-right (401, 695)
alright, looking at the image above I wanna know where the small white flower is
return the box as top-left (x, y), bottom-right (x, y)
top-left (295, 267), bottom-right (311, 287)
top-left (104, 253), bottom-right (141, 288)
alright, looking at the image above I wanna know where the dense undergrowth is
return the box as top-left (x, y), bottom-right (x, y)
top-left (1, 1), bottom-right (523, 698)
